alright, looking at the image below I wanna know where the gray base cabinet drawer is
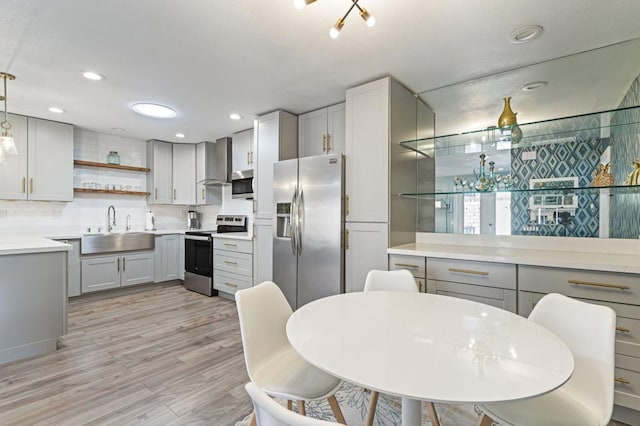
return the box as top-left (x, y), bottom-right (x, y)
top-left (416, 278), bottom-right (425, 293)
top-left (388, 254), bottom-right (425, 278)
top-left (427, 279), bottom-right (517, 313)
top-left (214, 270), bottom-right (252, 295)
top-left (214, 250), bottom-right (252, 277)
top-left (615, 354), bottom-right (640, 411)
top-left (427, 258), bottom-right (516, 290)
top-left (213, 238), bottom-right (252, 254)
top-left (519, 265), bottom-right (640, 305)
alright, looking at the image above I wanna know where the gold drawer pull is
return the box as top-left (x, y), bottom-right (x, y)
top-left (448, 268), bottom-right (489, 276)
top-left (395, 263), bottom-right (419, 269)
top-left (616, 326), bottom-right (631, 333)
top-left (224, 243), bottom-right (238, 247)
top-left (568, 279), bottom-right (630, 290)
top-left (225, 282), bottom-right (238, 288)
top-left (615, 377), bottom-right (630, 385)
top-left (224, 260), bottom-right (238, 265)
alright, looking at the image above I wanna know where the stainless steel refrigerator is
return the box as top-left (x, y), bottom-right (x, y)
top-left (273, 154), bottom-right (344, 309)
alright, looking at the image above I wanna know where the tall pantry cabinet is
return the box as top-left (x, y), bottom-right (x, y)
top-left (344, 76), bottom-right (433, 293)
top-left (252, 110), bottom-right (298, 285)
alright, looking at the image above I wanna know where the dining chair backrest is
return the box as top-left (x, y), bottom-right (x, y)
top-left (245, 382), bottom-right (340, 426)
top-left (235, 281), bottom-right (294, 382)
top-left (364, 269), bottom-right (419, 293)
top-left (529, 293), bottom-right (616, 424)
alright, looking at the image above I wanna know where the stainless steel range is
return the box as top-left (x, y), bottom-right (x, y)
top-left (184, 215), bottom-right (247, 296)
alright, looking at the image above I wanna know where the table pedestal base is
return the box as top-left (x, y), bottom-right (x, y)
top-left (401, 397), bottom-right (422, 426)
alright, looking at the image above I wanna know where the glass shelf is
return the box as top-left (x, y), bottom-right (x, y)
top-left (398, 184), bottom-right (640, 199)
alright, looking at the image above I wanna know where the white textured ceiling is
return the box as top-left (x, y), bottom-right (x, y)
top-left (1, 0), bottom-right (640, 143)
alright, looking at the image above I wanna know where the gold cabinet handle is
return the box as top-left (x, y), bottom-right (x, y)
top-left (327, 134), bottom-right (332, 152)
top-left (448, 268), bottom-right (489, 276)
top-left (117, 257), bottom-right (120, 272)
top-left (395, 263), bottom-right (419, 269)
top-left (616, 326), bottom-right (631, 333)
top-left (345, 229), bottom-right (349, 250)
top-left (225, 282), bottom-right (238, 288)
top-left (615, 377), bottom-right (631, 385)
top-left (322, 134), bottom-right (327, 153)
top-left (247, 151), bottom-right (250, 165)
top-left (22, 177), bottom-right (26, 193)
top-left (202, 187), bottom-right (205, 200)
top-left (122, 257), bottom-right (126, 271)
top-left (249, 150), bottom-right (253, 165)
top-left (224, 243), bottom-right (238, 248)
top-left (345, 195), bottom-right (349, 216)
top-left (568, 279), bottom-right (630, 291)
top-left (173, 188), bottom-right (177, 200)
top-left (155, 188), bottom-right (158, 200)
top-left (30, 178), bottom-right (34, 194)
top-left (223, 260), bottom-right (238, 265)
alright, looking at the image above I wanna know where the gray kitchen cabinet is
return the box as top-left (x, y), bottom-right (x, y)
top-left (81, 252), bottom-right (154, 293)
top-left (426, 257), bottom-right (517, 313)
top-left (172, 143), bottom-right (196, 205)
top-left (0, 115), bottom-right (73, 201)
top-left (253, 220), bottom-right (273, 285)
top-left (179, 234), bottom-right (185, 280)
top-left (147, 140), bottom-right (173, 204)
top-left (213, 237), bottom-right (253, 295)
top-left (55, 239), bottom-right (81, 297)
top-left (298, 102), bottom-right (345, 157)
top-left (154, 234), bottom-right (181, 282)
top-left (345, 222), bottom-right (389, 293)
top-left (388, 253), bottom-right (426, 292)
top-left (232, 128), bottom-right (254, 172)
top-left (518, 265), bottom-right (640, 422)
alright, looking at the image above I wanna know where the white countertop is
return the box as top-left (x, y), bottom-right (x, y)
top-left (0, 236), bottom-right (71, 256)
top-left (389, 241), bottom-right (640, 274)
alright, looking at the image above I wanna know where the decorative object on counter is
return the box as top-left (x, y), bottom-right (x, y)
top-left (106, 150), bottom-right (121, 165)
top-left (0, 72), bottom-right (18, 162)
top-left (590, 163), bottom-right (614, 187)
top-left (623, 159), bottom-right (640, 185)
top-left (501, 174), bottom-right (513, 190)
top-left (294, 0), bottom-right (375, 39)
top-left (145, 210), bottom-right (155, 231)
top-left (452, 176), bottom-right (463, 192)
top-left (497, 97), bottom-right (523, 145)
top-left (473, 153), bottom-right (492, 192)
top-left (488, 161), bottom-right (497, 191)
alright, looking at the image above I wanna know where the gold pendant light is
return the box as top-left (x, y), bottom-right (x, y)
top-left (295, 0), bottom-right (375, 39)
top-left (0, 72), bottom-right (18, 162)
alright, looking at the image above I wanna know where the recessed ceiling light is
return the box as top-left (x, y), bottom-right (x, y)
top-left (132, 103), bottom-right (177, 119)
top-left (175, 133), bottom-right (185, 138)
top-left (522, 81), bottom-right (548, 91)
top-left (229, 113), bottom-right (242, 120)
top-left (509, 25), bottom-right (543, 43)
top-left (81, 71), bottom-right (105, 81)
top-left (112, 127), bottom-right (125, 132)
top-left (48, 107), bottom-right (64, 114)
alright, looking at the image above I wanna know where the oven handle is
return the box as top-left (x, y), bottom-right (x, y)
top-left (184, 235), bottom-right (212, 242)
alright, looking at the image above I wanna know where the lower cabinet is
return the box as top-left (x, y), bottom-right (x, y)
top-left (81, 252), bottom-right (154, 293)
top-left (214, 237), bottom-right (253, 295)
top-left (55, 239), bottom-right (81, 297)
top-left (345, 222), bottom-right (388, 293)
top-left (388, 254), bottom-right (426, 292)
top-left (253, 220), bottom-right (272, 286)
top-left (154, 234), bottom-right (181, 282)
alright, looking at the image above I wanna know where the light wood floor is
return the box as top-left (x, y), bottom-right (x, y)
top-left (0, 282), bottom-right (253, 425)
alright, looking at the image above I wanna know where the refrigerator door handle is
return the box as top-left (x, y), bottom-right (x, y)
top-left (290, 187), bottom-right (298, 255)
top-left (297, 186), bottom-right (304, 255)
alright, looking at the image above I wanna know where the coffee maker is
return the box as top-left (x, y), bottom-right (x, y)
top-left (187, 210), bottom-right (200, 230)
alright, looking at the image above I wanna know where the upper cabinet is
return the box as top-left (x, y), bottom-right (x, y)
top-left (147, 140), bottom-right (173, 204)
top-left (298, 102), bottom-right (345, 157)
top-left (172, 143), bottom-right (196, 205)
top-left (232, 128), bottom-right (254, 172)
top-left (254, 110), bottom-right (298, 220)
top-left (0, 114), bottom-right (73, 201)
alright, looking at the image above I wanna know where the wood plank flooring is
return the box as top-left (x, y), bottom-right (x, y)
top-left (0, 283), bottom-right (253, 425)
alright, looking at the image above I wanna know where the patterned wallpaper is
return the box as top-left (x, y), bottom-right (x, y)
top-left (610, 73), bottom-right (640, 239)
top-left (510, 134), bottom-right (608, 237)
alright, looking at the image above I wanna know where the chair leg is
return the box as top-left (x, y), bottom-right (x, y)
top-left (298, 400), bottom-right (306, 416)
top-left (365, 391), bottom-right (379, 426)
top-left (249, 412), bottom-right (257, 426)
top-left (426, 402), bottom-right (440, 426)
top-left (328, 395), bottom-right (346, 424)
top-left (478, 413), bottom-right (493, 426)
top-left (287, 400), bottom-right (292, 411)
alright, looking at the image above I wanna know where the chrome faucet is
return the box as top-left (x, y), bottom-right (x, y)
top-left (126, 214), bottom-right (131, 231)
top-left (107, 205), bottom-right (116, 232)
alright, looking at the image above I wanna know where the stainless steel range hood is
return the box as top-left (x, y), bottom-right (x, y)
top-left (198, 137), bottom-right (232, 186)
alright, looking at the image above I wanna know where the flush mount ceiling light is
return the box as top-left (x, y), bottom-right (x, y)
top-left (509, 25), bottom-right (543, 43)
top-left (522, 81), bottom-right (548, 91)
top-left (175, 133), bottom-right (185, 138)
top-left (49, 106), bottom-right (65, 114)
top-left (0, 72), bottom-right (19, 162)
top-left (111, 127), bottom-right (125, 132)
top-left (81, 71), bottom-right (105, 81)
top-left (132, 103), bottom-right (177, 119)
top-left (229, 113), bottom-right (242, 120)
top-left (295, 0), bottom-right (375, 39)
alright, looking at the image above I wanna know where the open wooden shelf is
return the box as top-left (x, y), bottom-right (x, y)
top-left (74, 188), bottom-right (150, 196)
top-left (74, 160), bottom-right (150, 172)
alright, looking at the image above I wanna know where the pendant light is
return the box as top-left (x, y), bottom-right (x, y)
top-left (295, 0), bottom-right (375, 39)
top-left (0, 72), bottom-right (18, 159)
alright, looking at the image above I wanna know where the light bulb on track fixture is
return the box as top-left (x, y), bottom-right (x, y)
top-left (294, 0), bottom-right (316, 9)
top-left (330, 18), bottom-right (345, 38)
top-left (296, 0), bottom-right (375, 38)
top-left (359, 7), bottom-right (375, 27)
top-left (0, 72), bottom-right (18, 159)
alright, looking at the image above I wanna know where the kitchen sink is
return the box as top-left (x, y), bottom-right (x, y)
top-left (81, 232), bottom-right (155, 255)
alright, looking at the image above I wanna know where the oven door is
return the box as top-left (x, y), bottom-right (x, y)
top-left (184, 235), bottom-right (212, 277)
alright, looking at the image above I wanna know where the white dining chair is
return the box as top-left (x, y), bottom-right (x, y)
top-left (235, 281), bottom-right (346, 424)
top-left (478, 292), bottom-right (616, 426)
top-left (363, 269), bottom-right (440, 426)
top-left (245, 382), bottom-right (341, 426)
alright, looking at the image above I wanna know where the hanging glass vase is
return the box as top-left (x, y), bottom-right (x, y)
top-left (106, 151), bottom-right (120, 165)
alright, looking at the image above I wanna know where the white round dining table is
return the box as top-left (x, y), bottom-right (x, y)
top-left (286, 292), bottom-right (574, 426)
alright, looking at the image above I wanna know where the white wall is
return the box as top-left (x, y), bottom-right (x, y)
top-left (0, 129), bottom-right (253, 236)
